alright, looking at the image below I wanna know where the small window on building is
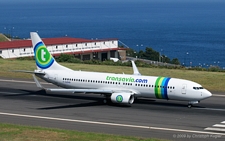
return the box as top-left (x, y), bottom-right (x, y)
top-left (66, 45), bottom-right (68, 48)
top-left (94, 42), bottom-right (96, 45)
top-left (103, 42), bottom-right (105, 44)
top-left (76, 44), bottom-right (78, 47)
top-left (112, 41), bottom-right (114, 44)
top-left (85, 43), bottom-right (87, 46)
top-left (12, 49), bottom-right (14, 53)
top-left (24, 48), bottom-right (26, 52)
top-left (0, 50), bottom-right (2, 54)
top-left (56, 46), bottom-right (58, 49)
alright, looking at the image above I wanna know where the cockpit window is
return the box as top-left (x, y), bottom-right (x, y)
top-left (193, 87), bottom-right (204, 90)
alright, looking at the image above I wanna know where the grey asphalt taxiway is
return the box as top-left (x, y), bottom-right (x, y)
top-left (0, 79), bottom-right (224, 141)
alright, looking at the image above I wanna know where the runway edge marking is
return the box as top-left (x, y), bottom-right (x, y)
top-left (0, 112), bottom-right (224, 135)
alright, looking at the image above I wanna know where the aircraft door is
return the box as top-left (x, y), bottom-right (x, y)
top-left (182, 84), bottom-right (187, 94)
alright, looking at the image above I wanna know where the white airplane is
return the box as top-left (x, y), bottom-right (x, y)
top-left (26, 32), bottom-right (212, 108)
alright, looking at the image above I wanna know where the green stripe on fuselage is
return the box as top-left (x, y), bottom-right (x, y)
top-left (155, 77), bottom-right (162, 98)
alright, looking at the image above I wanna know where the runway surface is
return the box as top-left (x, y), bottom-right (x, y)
top-left (0, 78), bottom-right (225, 141)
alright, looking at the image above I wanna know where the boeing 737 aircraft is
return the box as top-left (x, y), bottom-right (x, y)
top-left (24, 32), bottom-right (212, 108)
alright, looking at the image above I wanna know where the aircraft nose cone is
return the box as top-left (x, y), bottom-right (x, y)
top-left (204, 90), bottom-right (212, 99)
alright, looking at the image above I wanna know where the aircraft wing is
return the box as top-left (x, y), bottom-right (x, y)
top-left (46, 88), bottom-right (113, 94)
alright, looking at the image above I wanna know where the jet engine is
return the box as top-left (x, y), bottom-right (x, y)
top-left (111, 93), bottom-right (134, 104)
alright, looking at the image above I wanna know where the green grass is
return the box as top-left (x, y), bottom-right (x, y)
top-left (0, 123), bottom-right (165, 141)
top-left (1, 58), bottom-right (225, 92)
top-left (0, 33), bottom-right (9, 42)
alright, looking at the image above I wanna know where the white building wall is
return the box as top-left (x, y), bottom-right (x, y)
top-left (0, 40), bottom-right (118, 59)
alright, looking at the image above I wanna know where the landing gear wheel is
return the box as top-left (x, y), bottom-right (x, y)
top-left (188, 104), bottom-right (192, 108)
top-left (103, 99), bottom-right (107, 104)
top-left (103, 98), bottom-right (112, 104)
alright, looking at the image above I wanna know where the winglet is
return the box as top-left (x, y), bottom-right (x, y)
top-left (131, 61), bottom-right (141, 75)
top-left (32, 74), bottom-right (45, 90)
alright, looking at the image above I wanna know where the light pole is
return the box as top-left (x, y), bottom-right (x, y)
top-left (159, 49), bottom-right (163, 62)
top-left (4, 27), bottom-right (8, 37)
top-left (11, 27), bottom-right (14, 40)
top-left (137, 44), bottom-right (143, 59)
top-left (186, 52), bottom-right (189, 67)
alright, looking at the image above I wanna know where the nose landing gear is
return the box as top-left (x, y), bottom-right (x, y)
top-left (187, 101), bottom-right (199, 108)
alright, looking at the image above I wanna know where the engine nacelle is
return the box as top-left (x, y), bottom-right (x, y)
top-left (111, 93), bottom-right (134, 104)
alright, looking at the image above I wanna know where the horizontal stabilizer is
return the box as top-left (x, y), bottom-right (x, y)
top-left (12, 70), bottom-right (45, 75)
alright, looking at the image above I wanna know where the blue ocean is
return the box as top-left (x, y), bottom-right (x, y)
top-left (0, 0), bottom-right (225, 68)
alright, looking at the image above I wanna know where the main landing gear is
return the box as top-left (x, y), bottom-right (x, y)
top-left (188, 104), bottom-right (192, 108)
top-left (103, 95), bottom-right (111, 104)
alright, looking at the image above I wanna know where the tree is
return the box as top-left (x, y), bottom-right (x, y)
top-left (162, 55), bottom-right (170, 63)
top-left (171, 58), bottom-right (180, 65)
top-left (142, 47), bottom-right (159, 61)
top-left (126, 48), bottom-right (137, 57)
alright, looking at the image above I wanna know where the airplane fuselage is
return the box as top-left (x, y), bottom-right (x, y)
top-left (39, 69), bottom-right (211, 102)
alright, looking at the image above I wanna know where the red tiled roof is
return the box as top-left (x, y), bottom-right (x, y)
top-left (0, 37), bottom-right (118, 49)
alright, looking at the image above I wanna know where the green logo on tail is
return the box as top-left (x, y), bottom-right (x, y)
top-left (34, 42), bottom-right (54, 69)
